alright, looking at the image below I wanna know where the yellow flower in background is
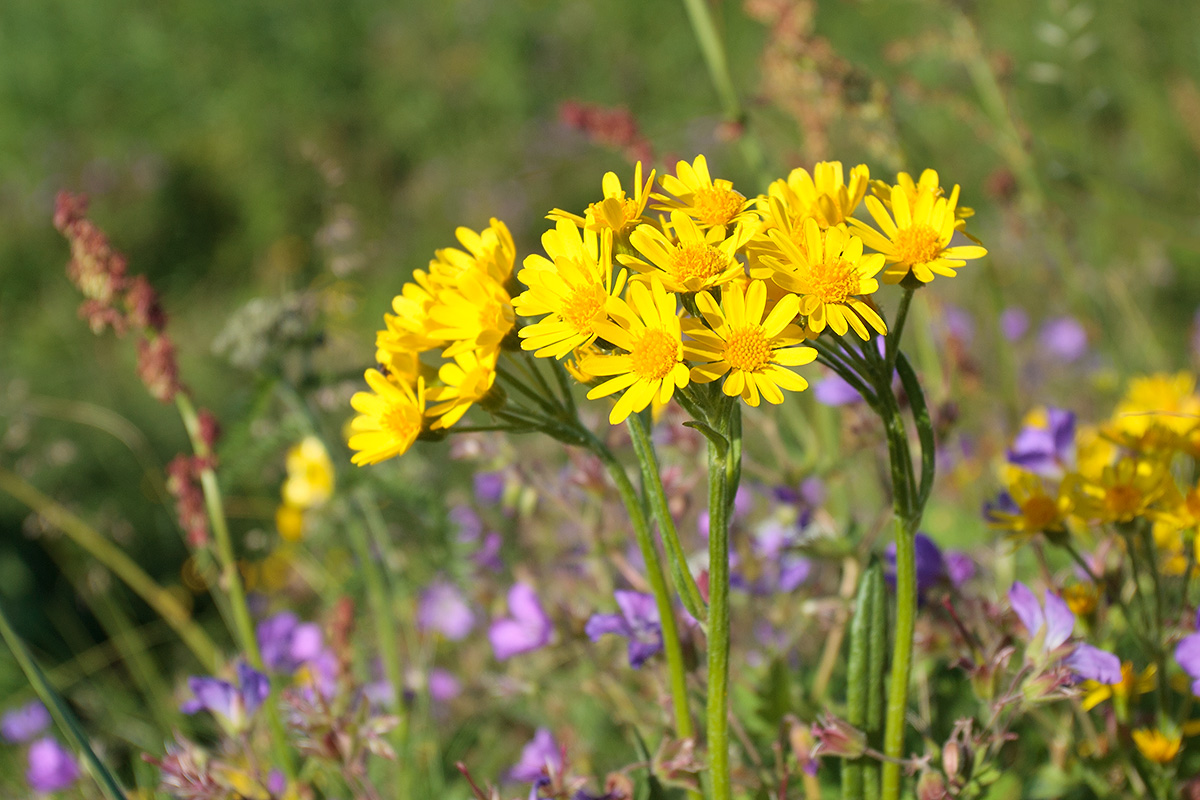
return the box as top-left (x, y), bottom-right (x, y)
top-left (1131, 729), bottom-right (1181, 764)
top-left (620, 211), bottom-right (751, 294)
top-left (549, 162), bottom-right (656, 238)
top-left (584, 277), bottom-right (689, 424)
top-left (1081, 662), bottom-right (1156, 712)
top-left (1061, 583), bottom-right (1099, 616)
top-left (1074, 456), bottom-right (1170, 525)
top-left (764, 219), bottom-right (886, 340)
top-left (653, 155), bottom-right (758, 231)
top-left (684, 280), bottom-right (816, 407)
top-left (1108, 372), bottom-right (1200, 455)
top-left (1074, 423), bottom-right (1118, 482)
top-left (515, 222), bottom-right (625, 358)
top-left (427, 349), bottom-right (499, 430)
top-left (985, 469), bottom-right (1074, 538)
top-left (349, 371), bottom-right (426, 466)
top-left (282, 436), bottom-right (334, 509)
top-left (850, 184), bottom-right (987, 284)
top-left (767, 161), bottom-right (870, 229)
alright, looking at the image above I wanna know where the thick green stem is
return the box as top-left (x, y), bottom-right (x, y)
top-left (0, 601), bottom-right (128, 800)
top-left (627, 413), bottom-right (708, 623)
top-left (706, 400), bottom-right (735, 800)
top-left (883, 288), bottom-right (915, 377)
top-left (592, 439), bottom-right (695, 744)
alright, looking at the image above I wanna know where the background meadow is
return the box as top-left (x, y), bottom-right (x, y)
top-left (2, 0), bottom-right (1200, 797)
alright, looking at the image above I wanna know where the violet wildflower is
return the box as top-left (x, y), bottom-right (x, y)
top-left (417, 580), bottom-right (475, 641)
top-left (999, 307), bottom-right (1029, 341)
top-left (813, 374), bottom-right (864, 406)
top-left (428, 668), bottom-right (462, 702)
top-left (473, 531), bottom-right (504, 572)
top-left (1009, 582), bottom-right (1119, 683)
top-left (945, 551), bottom-right (976, 587)
top-left (450, 504), bottom-right (484, 541)
top-left (774, 476), bottom-right (826, 527)
top-left (585, 590), bottom-right (663, 668)
top-left (257, 611), bottom-right (324, 673)
top-left (1039, 316), bottom-right (1088, 362)
top-left (943, 304), bottom-right (974, 346)
top-left (1007, 407), bottom-right (1075, 476)
top-left (510, 727), bottom-right (562, 783)
top-left (1174, 611), bottom-right (1200, 695)
top-left (474, 470), bottom-right (506, 505)
top-left (1, 701), bottom-right (50, 743)
top-left (181, 662), bottom-right (271, 730)
top-left (26, 737), bottom-right (80, 793)
top-left (884, 533), bottom-right (947, 595)
top-left (490, 583), bottom-right (553, 660)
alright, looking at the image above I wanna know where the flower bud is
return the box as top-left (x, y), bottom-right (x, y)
top-left (811, 713), bottom-right (867, 759)
top-left (917, 771), bottom-right (948, 800)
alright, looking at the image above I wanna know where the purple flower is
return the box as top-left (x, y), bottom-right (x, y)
top-left (697, 485), bottom-right (753, 539)
top-left (450, 504), bottom-right (483, 541)
top-left (474, 471), bottom-right (506, 505)
top-left (884, 533), bottom-right (947, 595)
top-left (778, 556), bottom-right (812, 592)
top-left (1006, 407), bottom-right (1075, 476)
top-left (1175, 613), bottom-right (1200, 696)
top-left (181, 662), bottom-right (271, 730)
top-left (813, 374), bottom-right (865, 406)
top-left (267, 770), bottom-right (287, 796)
top-left (417, 580), bottom-right (475, 641)
top-left (26, 737), bottom-right (79, 793)
top-left (490, 583), bottom-right (553, 660)
top-left (943, 305), bottom-right (974, 346)
top-left (999, 307), bottom-right (1029, 341)
top-left (585, 591), bottom-right (663, 668)
top-left (1, 701), bottom-right (50, 743)
top-left (945, 552), bottom-right (976, 587)
top-left (428, 668), bottom-right (462, 702)
top-left (473, 531), bottom-right (504, 572)
top-left (1009, 582), bottom-right (1120, 683)
top-left (1039, 317), bottom-right (1088, 362)
top-left (257, 612), bottom-right (324, 674)
top-left (510, 728), bottom-right (562, 783)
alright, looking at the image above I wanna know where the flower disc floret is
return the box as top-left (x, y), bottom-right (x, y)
top-left (620, 211), bottom-right (751, 294)
top-left (652, 155), bottom-right (757, 231)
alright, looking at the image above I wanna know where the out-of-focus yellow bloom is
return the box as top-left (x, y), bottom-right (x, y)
top-left (986, 469), bottom-right (1074, 538)
top-left (1081, 662), bottom-right (1156, 712)
top-left (1073, 457), bottom-right (1171, 525)
top-left (275, 504), bottom-right (305, 542)
top-left (427, 350), bottom-right (499, 430)
top-left (620, 211), bottom-right (752, 294)
top-left (763, 220), bottom-right (886, 340)
top-left (683, 280), bottom-right (815, 407)
top-left (768, 161), bottom-right (871, 229)
top-left (1061, 583), bottom-right (1099, 616)
top-left (850, 183), bottom-right (987, 285)
top-left (584, 278), bottom-right (689, 424)
top-left (1131, 728), bottom-right (1181, 764)
top-left (349, 371), bottom-right (426, 466)
top-left (1074, 423), bottom-right (1118, 482)
top-left (652, 155), bottom-right (758, 231)
top-left (282, 436), bottom-right (334, 509)
top-left (1107, 372), bottom-right (1200, 456)
top-left (549, 162), bottom-right (656, 238)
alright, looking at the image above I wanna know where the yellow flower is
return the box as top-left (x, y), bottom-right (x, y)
top-left (1108, 372), bottom-right (1200, 456)
top-left (348, 370), bottom-right (426, 466)
top-left (620, 211), bottom-right (751, 294)
top-left (275, 504), bottom-right (305, 542)
top-left (986, 469), bottom-right (1074, 538)
top-left (1061, 583), bottom-right (1099, 616)
top-left (1074, 456), bottom-right (1171, 525)
top-left (427, 349), bottom-right (500, 430)
top-left (763, 219), bottom-right (886, 340)
top-left (1081, 662), bottom-right (1156, 712)
top-left (515, 221), bottom-right (625, 358)
top-left (870, 169), bottom-right (975, 233)
top-left (424, 218), bottom-right (516, 289)
top-left (767, 161), bottom-right (871, 229)
top-left (377, 274), bottom-right (444, 357)
top-left (584, 277), bottom-right (690, 424)
top-left (282, 436), bottom-right (334, 509)
top-left (652, 155), bottom-right (758, 231)
top-left (849, 184), bottom-right (987, 284)
top-left (683, 280), bottom-right (816, 406)
top-left (548, 162), bottom-right (656, 238)
top-left (427, 275), bottom-right (515, 359)
top-left (1131, 728), bottom-right (1181, 764)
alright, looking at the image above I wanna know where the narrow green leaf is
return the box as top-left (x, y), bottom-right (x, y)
top-left (895, 353), bottom-right (935, 511)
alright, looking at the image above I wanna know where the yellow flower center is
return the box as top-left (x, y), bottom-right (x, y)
top-left (382, 404), bottom-right (421, 442)
top-left (894, 224), bottom-right (942, 266)
top-left (724, 325), bottom-right (772, 373)
top-left (562, 283), bottom-right (608, 333)
top-left (630, 328), bottom-right (679, 381)
top-left (1186, 489), bottom-right (1200, 520)
top-left (804, 257), bottom-right (859, 304)
top-left (586, 195), bottom-right (641, 232)
top-left (671, 243), bottom-right (729, 286)
top-left (693, 185), bottom-right (745, 227)
top-left (1105, 484), bottom-right (1142, 519)
top-left (1021, 495), bottom-right (1060, 530)
top-left (1062, 584), bottom-right (1098, 616)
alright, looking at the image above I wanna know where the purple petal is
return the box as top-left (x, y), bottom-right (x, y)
top-left (1066, 644), bottom-right (1121, 684)
top-left (1006, 427), bottom-right (1058, 473)
top-left (510, 728), bottom-right (562, 783)
top-left (256, 612), bottom-right (299, 672)
top-left (474, 471), bottom-right (506, 505)
top-left (1041, 591), bottom-right (1076, 651)
top-left (184, 677), bottom-right (236, 719)
top-left (267, 770), bottom-right (287, 796)
top-left (813, 375), bottom-right (864, 406)
top-left (1, 701), bottom-right (50, 744)
top-left (778, 555), bottom-right (811, 593)
top-left (1039, 317), bottom-right (1088, 362)
top-left (490, 619), bottom-right (549, 660)
top-left (237, 663), bottom-right (271, 718)
top-left (26, 737), bottom-right (79, 793)
top-left (508, 583), bottom-right (550, 628)
top-left (450, 504), bottom-right (483, 541)
top-left (1008, 582), bottom-right (1044, 639)
top-left (999, 307), bottom-right (1029, 341)
top-left (1175, 632), bottom-right (1200, 678)
top-left (585, 613), bottom-right (629, 642)
top-left (626, 635), bottom-right (663, 669)
top-left (945, 552), bottom-right (975, 587)
top-left (428, 669), bottom-right (462, 702)
top-left (614, 590), bottom-right (659, 628)
top-left (418, 580), bottom-right (476, 641)
top-left (289, 623), bottom-right (324, 663)
top-left (1047, 408), bottom-right (1076, 461)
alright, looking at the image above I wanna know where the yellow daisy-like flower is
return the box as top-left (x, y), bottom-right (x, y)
top-left (850, 185), bottom-right (987, 285)
top-left (620, 211), bottom-right (751, 294)
top-left (652, 155), bottom-right (759, 231)
top-left (1107, 372), bottom-right (1200, 456)
top-left (282, 436), bottom-right (334, 509)
top-left (683, 280), bottom-right (816, 407)
top-left (427, 276), bottom-right (515, 359)
top-left (548, 162), bottom-right (656, 238)
top-left (870, 169), bottom-right (975, 231)
top-left (583, 277), bottom-right (690, 424)
top-left (1060, 583), bottom-right (1099, 616)
top-left (1131, 729), bottom-right (1182, 764)
top-left (764, 219), bottom-right (887, 340)
top-left (424, 218), bottom-right (516, 289)
top-left (986, 469), bottom-right (1074, 538)
top-left (427, 349), bottom-right (499, 430)
top-left (348, 370), bottom-right (426, 466)
top-left (767, 161), bottom-right (871, 229)
top-left (514, 222), bottom-right (625, 358)
top-left (1074, 456), bottom-right (1171, 525)
top-left (275, 504), bottom-right (305, 542)
top-left (1081, 662), bottom-right (1156, 712)
top-left (377, 275), bottom-right (444, 357)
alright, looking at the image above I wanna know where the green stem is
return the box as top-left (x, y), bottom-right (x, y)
top-left (626, 413), bottom-right (708, 623)
top-left (883, 288), bottom-right (915, 377)
top-left (0, 467), bottom-right (219, 670)
top-left (0, 601), bottom-right (128, 800)
top-left (680, 0), bottom-right (770, 187)
top-left (590, 435), bottom-right (696, 747)
top-left (706, 399), bottom-right (735, 800)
